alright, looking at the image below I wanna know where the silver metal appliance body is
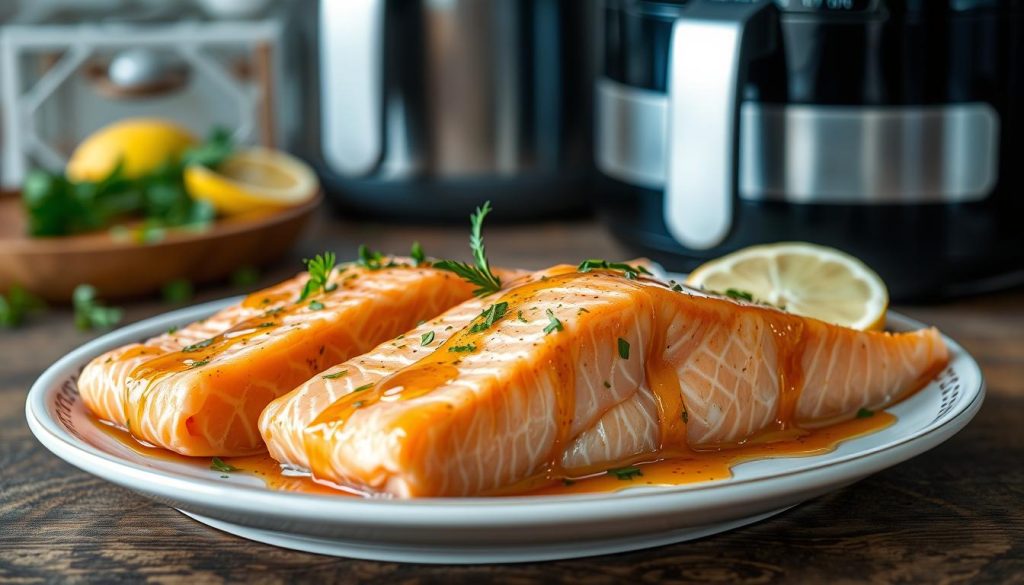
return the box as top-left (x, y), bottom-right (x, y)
top-left (318, 0), bottom-right (591, 220)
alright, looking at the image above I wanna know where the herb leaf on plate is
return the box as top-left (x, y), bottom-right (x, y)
top-left (434, 201), bottom-right (502, 297)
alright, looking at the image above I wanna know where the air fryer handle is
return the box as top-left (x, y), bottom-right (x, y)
top-left (664, 0), bottom-right (777, 250)
top-left (320, 0), bottom-right (385, 176)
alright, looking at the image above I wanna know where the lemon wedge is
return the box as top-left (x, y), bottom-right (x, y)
top-left (686, 242), bottom-right (889, 331)
top-left (184, 147), bottom-right (318, 215)
top-left (67, 118), bottom-right (196, 182)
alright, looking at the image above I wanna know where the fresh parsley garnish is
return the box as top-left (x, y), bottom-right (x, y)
top-left (577, 259), bottom-right (652, 280)
top-left (167, 325), bottom-right (179, 335)
top-left (255, 322), bottom-right (275, 328)
top-left (323, 370), bottom-right (348, 380)
top-left (161, 279), bottom-right (193, 304)
top-left (724, 288), bottom-right (754, 302)
top-left (210, 457), bottom-right (238, 473)
top-left (433, 201), bottom-right (502, 297)
top-left (72, 284), bottom-right (122, 331)
top-left (469, 302), bottom-right (508, 333)
top-left (517, 310), bottom-right (527, 323)
top-left (543, 309), bottom-right (563, 335)
top-left (0, 285), bottom-right (45, 328)
top-left (231, 266), bottom-right (260, 288)
top-left (608, 466), bottom-right (643, 481)
top-left (357, 244), bottom-right (386, 270)
top-left (353, 383), bottom-right (374, 392)
top-left (411, 241), bottom-right (426, 266)
top-left (421, 331), bottom-right (435, 346)
top-left (856, 408), bottom-right (875, 419)
top-left (671, 284), bottom-right (684, 292)
top-left (299, 252), bottom-right (337, 301)
top-left (617, 338), bottom-right (630, 360)
top-left (309, 300), bottom-right (325, 311)
top-left (449, 343), bottom-right (477, 353)
top-left (189, 359), bottom-right (210, 369)
top-left (182, 338), bottom-right (214, 352)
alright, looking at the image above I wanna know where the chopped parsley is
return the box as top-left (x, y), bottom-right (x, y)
top-left (577, 259), bottom-right (652, 280)
top-left (449, 343), bottom-right (477, 353)
top-left (421, 331), bottom-right (435, 346)
top-left (671, 284), bottom-right (684, 292)
top-left (189, 359), bottom-right (210, 368)
top-left (353, 383), bottom-right (373, 392)
top-left (411, 241), bottom-right (426, 266)
top-left (167, 325), bottom-right (179, 335)
top-left (182, 338), bottom-right (214, 352)
top-left (856, 407), bottom-right (875, 419)
top-left (608, 466), bottom-right (643, 481)
top-left (72, 284), bottom-right (122, 331)
top-left (161, 279), bottom-right (193, 304)
top-left (433, 201), bottom-right (502, 296)
top-left (724, 288), bottom-right (754, 302)
top-left (517, 310), bottom-right (527, 323)
top-left (543, 309), bottom-right (563, 335)
top-left (210, 457), bottom-right (238, 473)
top-left (470, 301), bottom-right (508, 333)
top-left (255, 322), bottom-right (275, 328)
top-left (298, 252), bottom-right (337, 301)
top-left (309, 300), bottom-right (325, 311)
top-left (322, 370), bottom-right (349, 380)
top-left (617, 338), bottom-right (630, 360)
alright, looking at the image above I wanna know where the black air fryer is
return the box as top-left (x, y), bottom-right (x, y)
top-left (595, 0), bottom-right (1024, 300)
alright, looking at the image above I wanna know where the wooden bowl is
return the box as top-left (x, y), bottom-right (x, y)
top-left (0, 193), bottom-right (321, 302)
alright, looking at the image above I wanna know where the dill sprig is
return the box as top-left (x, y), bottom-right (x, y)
top-left (298, 252), bottom-right (337, 301)
top-left (433, 201), bottom-right (502, 297)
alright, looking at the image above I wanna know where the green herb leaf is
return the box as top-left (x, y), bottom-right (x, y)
top-left (323, 370), bottom-right (349, 380)
top-left (517, 310), bottom-right (528, 323)
top-left (182, 338), bottom-right (214, 352)
top-left (469, 302), bottom-right (508, 333)
top-left (433, 201), bottom-right (502, 296)
top-left (299, 252), bottom-right (337, 301)
top-left (448, 343), bottom-right (477, 353)
top-left (543, 309), bottom-right (563, 335)
top-left (856, 407), bottom-right (875, 419)
top-left (189, 359), bottom-right (210, 369)
top-left (617, 338), bottom-right (630, 360)
top-left (411, 241), bottom-right (426, 266)
top-left (724, 288), bottom-right (755, 302)
top-left (161, 279), bottom-right (193, 305)
top-left (608, 466), bottom-right (643, 481)
top-left (577, 259), bottom-right (652, 280)
top-left (421, 331), bottom-right (435, 346)
top-left (309, 300), bottom-right (325, 311)
top-left (210, 456), bottom-right (238, 473)
top-left (0, 285), bottom-right (45, 328)
top-left (353, 383), bottom-right (373, 392)
top-left (72, 284), bottom-right (123, 331)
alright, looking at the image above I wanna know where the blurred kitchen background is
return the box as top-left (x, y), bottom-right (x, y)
top-left (0, 0), bottom-right (1023, 314)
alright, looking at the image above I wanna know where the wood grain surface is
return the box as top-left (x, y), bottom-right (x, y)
top-left (1, 216), bottom-right (1022, 584)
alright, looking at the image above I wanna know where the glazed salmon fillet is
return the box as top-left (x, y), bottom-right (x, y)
top-left (78, 258), bottom-right (488, 456)
top-left (290, 269), bottom-right (947, 497)
top-left (259, 265), bottom-right (576, 470)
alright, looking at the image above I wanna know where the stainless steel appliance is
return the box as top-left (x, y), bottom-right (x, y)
top-left (318, 0), bottom-right (591, 221)
top-left (596, 0), bottom-right (1024, 299)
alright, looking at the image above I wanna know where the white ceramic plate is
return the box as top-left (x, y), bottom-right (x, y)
top-left (26, 297), bottom-right (984, 564)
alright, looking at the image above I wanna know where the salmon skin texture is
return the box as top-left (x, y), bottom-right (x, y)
top-left (259, 265), bottom-right (579, 471)
top-left (286, 269), bottom-right (948, 498)
top-left (78, 258), bottom-right (489, 456)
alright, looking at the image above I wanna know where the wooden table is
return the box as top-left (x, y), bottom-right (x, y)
top-left (2, 217), bottom-right (1022, 583)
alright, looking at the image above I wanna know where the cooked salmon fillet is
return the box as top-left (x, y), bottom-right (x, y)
top-left (290, 269), bottom-right (947, 497)
top-left (78, 258), bottom-right (494, 456)
top-left (259, 265), bottom-right (578, 470)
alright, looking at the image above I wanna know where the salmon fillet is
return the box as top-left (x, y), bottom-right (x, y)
top-left (259, 265), bottom-right (577, 470)
top-left (292, 269), bottom-right (947, 497)
top-left (79, 259), bottom-right (490, 456)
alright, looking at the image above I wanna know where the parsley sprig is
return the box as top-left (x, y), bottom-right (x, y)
top-left (72, 284), bottom-right (123, 331)
top-left (577, 259), bottom-right (651, 280)
top-left (411, 241), bottom-right (426, 266)
top-left (543, 309), bottom-right (563, 335)
top-left (298, 252), bottom-right (337, 301)
top-left (0, 285), bottom-right (45, 328)
top-left (434, 201), bottom-right (502, 297)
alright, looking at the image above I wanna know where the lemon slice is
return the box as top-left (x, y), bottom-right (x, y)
top-left (67, 118), bottom-right (196, 182)
top-left (184, 147), bottom-right (318, 215)
top-left (686, 242), bottom-right (889, 330)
